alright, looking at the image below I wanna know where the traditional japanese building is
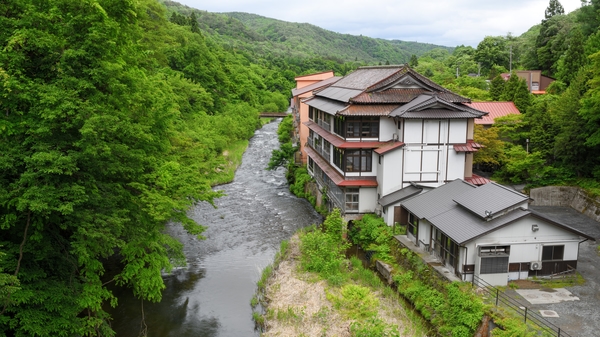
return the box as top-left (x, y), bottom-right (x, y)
top-left (301, 65), bottom-right (490, 222)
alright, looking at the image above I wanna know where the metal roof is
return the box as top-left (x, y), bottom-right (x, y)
top-left (466, 102), bottom-right (521, 125)
top-left (291, 76), bottom-right (341, 97)
top-left (429, 206), bottom-right (529, 245)
top-left (401, 179), bottom-right (477, 219)
top-left (429, 207), bottom-right (595, 245)
top-left (303, 96), bottom-right (347, 115)
top-left (452, 182), bottom-right (529, 218)
top-left (379, 185), bottom-right (423, 207)
top-left (315, 86), bottom-right (363, 102)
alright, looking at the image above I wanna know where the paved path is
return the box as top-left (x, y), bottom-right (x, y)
top-left (506, 206), bottom-right (600, 337)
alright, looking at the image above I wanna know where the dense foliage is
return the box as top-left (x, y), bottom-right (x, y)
top-left (0, 0), bottom-right (293, 335)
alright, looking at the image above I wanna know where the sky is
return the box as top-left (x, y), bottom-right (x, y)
top-left (174, 0), bottom-right (582, 47)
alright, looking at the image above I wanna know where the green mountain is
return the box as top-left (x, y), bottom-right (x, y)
top-left (162, 1), bottom-right (453, 66)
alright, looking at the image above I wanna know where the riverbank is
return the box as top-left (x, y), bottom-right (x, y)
top-left (256, 232), bottom-right (428, 336)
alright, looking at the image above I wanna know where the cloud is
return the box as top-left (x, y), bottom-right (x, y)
top-left (176, 0), bottom-right (582, 47)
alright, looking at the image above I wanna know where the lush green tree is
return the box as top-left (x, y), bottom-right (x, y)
top-left (556, 28), bottom-right (586, 86)
top-left (577, 0), bottom-right (600, 37)
top-left (524, 95), bottom-right (559, 159)
top-left (551, 66), bottom-right (594, 176)
top-left (501, 72), bottom-right (532, 112)
top-left (544, 0), bottom-right (565, 21)
top-left (475, 36), bottom-right (510, 75)
top-left (473, 124), bottom-right (505, 169)
top-left (489, 75), bottom-right (506, 100)
top-left (536, 14), bottom-right (573, 75)
top-left (409, 54), bottom-right (419, 67)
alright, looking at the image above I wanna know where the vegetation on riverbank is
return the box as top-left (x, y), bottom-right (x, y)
top-left (254, 210), bottom-right (430, 336)
top-left (254, 206), bottom-right (547, 336)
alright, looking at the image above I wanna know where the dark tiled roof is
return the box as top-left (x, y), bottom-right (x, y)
top-left (332, 66), bottom-right (402, 90)
top-left (338, 104), bottom-right (401, 116)
top-left (396, 109), bottom-right (484, 119)
top-left (390, 94), bottom-right (487, 119)
top-left (291, 76), bottom-right (341, 97)
top-left (350, 89), bottom-right (427, 104)
top-left (452, 182), bottom-right (529, 219)
top-left (379, 185), bottom-right (423, 207)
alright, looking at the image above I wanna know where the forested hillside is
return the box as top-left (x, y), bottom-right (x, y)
top-left (0, 0), bottom-right (291, 335)
top-left (161, 1), bottom-right (453, 73)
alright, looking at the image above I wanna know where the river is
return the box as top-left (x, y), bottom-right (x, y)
top-left (108, 119), bottom-right (323, 336)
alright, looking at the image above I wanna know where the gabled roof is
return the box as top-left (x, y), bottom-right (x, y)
top-left (401, 179), bottom-right (594, 245)
top-left (466, 102), bottom-right (520, 125)
top-left (429, 207), bottom-right (594, 245)
top-left (389, 93), bottom-right (487, 119)
top-left (305, 65), bottom-right (488, 120)
top-left (452, 182), bottom-right (529, 218)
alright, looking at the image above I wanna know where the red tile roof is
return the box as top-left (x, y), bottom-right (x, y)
top-left (453, 140), bottom-right (484, 152)
top-left (464, 174), bottom-right (491, 186)
top-left (374, 141), bottom-right (405, 154)
top-left (466, 102), bottom-right (521, 125)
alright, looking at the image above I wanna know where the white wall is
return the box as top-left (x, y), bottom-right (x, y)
top-left (359, 187), bottom-right (377, 213)
top-left (380, 117), bottom-right (398, 141)
top-left (449, 119), bottom-right (468, 143)
top-left (380, 149), bottom-right (404, 196)
top-left (446, 151), bottom-right (466, 181)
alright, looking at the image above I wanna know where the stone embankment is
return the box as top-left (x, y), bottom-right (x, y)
top-left (530, 186), bottom-right (600, 222)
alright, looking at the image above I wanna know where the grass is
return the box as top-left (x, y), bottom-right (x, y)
top-left (207, 139), bottom-right (248, 186)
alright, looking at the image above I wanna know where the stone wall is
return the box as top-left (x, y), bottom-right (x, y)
top-left (530, 186), bottom-right (600, 222)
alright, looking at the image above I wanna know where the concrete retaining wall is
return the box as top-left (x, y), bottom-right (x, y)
top-left (530, 186), bottom-right (600, 222)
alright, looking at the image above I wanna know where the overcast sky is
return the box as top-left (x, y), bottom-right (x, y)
top-left (174, 0), bottom-right (581, 47)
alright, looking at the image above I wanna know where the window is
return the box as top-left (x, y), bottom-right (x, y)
top-left (309, 107), bottom-right (314, 121)
top-left (542, 245), bottom-right (564, 261)
top-left (345, 149), bottom-right (372, 172)
top-left (408, 213), bottom-right (418, 236)
top-left (333, 148), bottom-right (344, 169)
top-left (340, 117), bottom-right (379, 138)
top-left (345, 188), bottom-right (359, 212)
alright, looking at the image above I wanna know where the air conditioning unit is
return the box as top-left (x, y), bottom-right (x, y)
top-left (530, 261), bottom-right (543, 270)
top-left (392, 133), bottom-right (399, 141)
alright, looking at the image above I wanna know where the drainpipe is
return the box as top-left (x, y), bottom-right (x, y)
top-left (463, 245), bottom-right (468, 281)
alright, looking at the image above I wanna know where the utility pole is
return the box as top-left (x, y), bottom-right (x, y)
top-left (509, 45), bottom-right (512, 73)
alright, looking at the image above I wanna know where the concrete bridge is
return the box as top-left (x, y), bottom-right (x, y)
top-left (259, 112), bottom-right (289, 118)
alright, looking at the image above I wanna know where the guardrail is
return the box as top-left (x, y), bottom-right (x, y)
top-left (472, 274), bottom-right (571, 337)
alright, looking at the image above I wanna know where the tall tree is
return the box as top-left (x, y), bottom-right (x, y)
top-left (501, 72), bottom-right (532, 112)
top-left (489, 75), bottom-right (506, 101)
top-left (556, 28), bottom-right (587, 86)
top-left (544, 0), bottom-right (565, 21)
